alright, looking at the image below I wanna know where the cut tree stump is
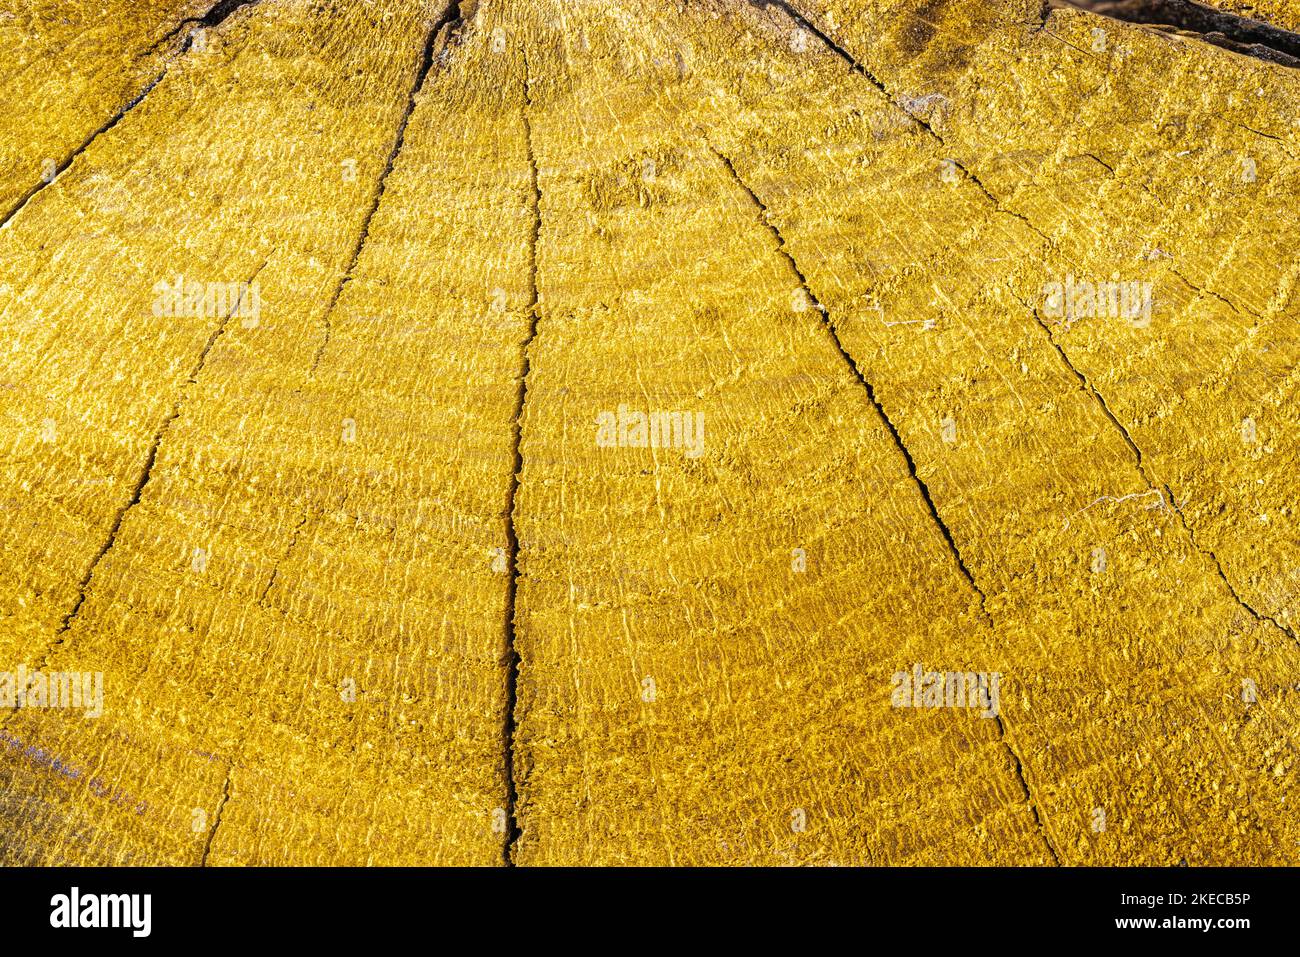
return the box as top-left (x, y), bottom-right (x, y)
top-left (0, 0), bottom-right (1295, 865)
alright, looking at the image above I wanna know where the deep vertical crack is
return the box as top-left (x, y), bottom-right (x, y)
top-left (307, 1), bottom-right (468, 375)
top-left (710, 145), bottom-right (989, 616)
top-left (1036, 0), bottom-right (1056, 31)
top-left (499, 52), bottom-right (541, 867)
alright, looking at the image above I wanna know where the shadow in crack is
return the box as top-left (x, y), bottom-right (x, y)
top-left (1055, 0), bottom-right (1300, 66)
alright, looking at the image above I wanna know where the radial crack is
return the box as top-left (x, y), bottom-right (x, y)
top-left (766, 0), bottom-right (1272, 321)
top-left (1, 0), bottom-right (265, 231)
top-left (40, 262), bottom-right (268, 664)
top-left (307, 0), bottom-right (469, 375)
top-left (1170, 266), bottom-right (1261, 322)
top-left (0, 72), bottom-right (168, 230)
top-left (200, 766), bottom-right (234, 866)
top-left (1021, 295), bottom-right (1297, 647)
top-left (751, 0), bottom-right (893, 95)
top-left (257, 508), bottom-right (311, 606)
top-left (147, 0), bottom-right (266, 57)
top-left (1165, 487), bottom-right (1299, 645)
top-left (711, 144), bottom-right (989, 614)
top-left (764, 0), bottom-right (1288, 638)
top-left (755, 0), bottom-right (1054, 250)
top-left (995, 714), bottom-right (1064, 863)
top-left (498, 52), bottom-right (541, 868)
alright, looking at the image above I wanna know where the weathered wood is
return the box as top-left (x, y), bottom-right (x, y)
top-left (0, 0), bottom-right (1295, 864)
top-left (506, 2), bottom-right (1049, 865)
top-left (1, 0), bottom-right (518, 865)
top-left (0, 1), bottom-right (215, 217)
top-left (502, 0), bottom-right (1298, 865)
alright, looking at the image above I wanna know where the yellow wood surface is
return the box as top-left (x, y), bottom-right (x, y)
top-left (0, 0), bottom-right (1295, 864)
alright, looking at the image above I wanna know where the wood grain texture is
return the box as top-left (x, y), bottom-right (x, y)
top-left (0, 0), bottom-right (1295, 865)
